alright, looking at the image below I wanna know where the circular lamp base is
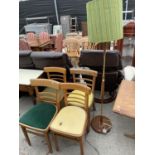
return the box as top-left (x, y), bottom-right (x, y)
top-left (91, 115), bottom-right (112, 134)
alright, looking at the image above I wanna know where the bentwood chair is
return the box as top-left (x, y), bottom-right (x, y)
top-left (50, 83), bottom-right (91, 155)
top-left (43, 67), bottom-right (67, 110)
top-left (70, 68), bottom-right (98, 128)
top-left (19, 79), bottom-right (62, 153)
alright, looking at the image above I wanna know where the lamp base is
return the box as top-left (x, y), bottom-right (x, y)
top-left (91, 115), bottom-right (112, 134)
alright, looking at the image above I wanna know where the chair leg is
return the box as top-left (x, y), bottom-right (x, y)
top-left (44, 132), bottom-right (53, 153)
top-left (52, 133), bottom-right (59, 151)
top-left (92, 101), bottom-right (96, 111)
top-left (79, 137), bottom-right (84, 155)
top-left (21, 126), bottom-right (31, 146)
top-left (87, 111), bottom-right (90, 133)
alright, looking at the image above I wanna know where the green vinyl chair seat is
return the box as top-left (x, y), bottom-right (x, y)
top-left (19, 102), bottom-right (56, 129)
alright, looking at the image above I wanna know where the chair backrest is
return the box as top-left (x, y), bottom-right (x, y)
top-left (79, 37), bottom-right (90, 50)
top-left (55, 33), bottom-right (63, 52)
top-left (70, 68), bottom-right (97, 93)
top-left (63, 37), bottom-right (80, 53)
top-left (19, 39), bottom-right (31, 50)
top-left (39, 32), bottom-right (51, 45)
top-left (66, 32), bottom-right (78, 38)
top-left (31, 79), bottom-right (60, 107)
top-left (44, 67), bottom-right (67, 82)
top-left (26, 32), bottom-right (39, 47)
top-left (60, 83), bottom-right (91, 110)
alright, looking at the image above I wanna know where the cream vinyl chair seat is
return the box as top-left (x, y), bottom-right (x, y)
top-left (67, 90), bottom-right (93, 108)
top-left (50, 106), bottom-right (87, 137)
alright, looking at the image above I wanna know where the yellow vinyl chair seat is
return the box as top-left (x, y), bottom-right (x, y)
top-left (67, 90), bottom-right (93, 108)
top-left (43, 87), bottom-right (64, 102)
top-left (50, 106), bottom-right (87, 137)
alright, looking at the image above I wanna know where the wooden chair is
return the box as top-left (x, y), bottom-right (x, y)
top-left (39, 32), bottom-right (52, 50)
top-left (26, 32), bottom-right (39, 48)
top-left (55, 33), bottom-right (64, 52)
top-left (44, 67), bottom-right (67, 82)
top-left (43, 67), bottom-right (67, 110)
top-left (19, 79), bottom-right (62, 153)
top-left (63, 37), bottom-right (80, 58)
top-left (70, 68), bottom-right (98, 127)
top-left (39, 32), bottom-right (50, 44)
top-left (79, 37), bottom-right (91, 50)
top-left (50, 83), bottom-right (91, 155)
top-left (19, 38), bottom-right (31, 51)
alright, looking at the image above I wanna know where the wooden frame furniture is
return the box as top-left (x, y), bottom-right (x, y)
top-left (19, 69), bottom-right (43, 96)
top-left (70, 68), bottom-right (97, 113)
top-left (63, 37), bottom-right (80, 58)
top-left (44, 67), bottom-right (67, 82)
top-left (50, 83), bottom-right (91, 155)
top-left (43, 67), bottom-right (67, 110)
top-left (19, 38), bottom-right (31, 51)
top-left (113, 80), bottom-right (135, 138)
top-left (19, 79), bottom-right (62, 153)
top-left (113, 80), bottom-right (135, 118)
top-left (79, 37), bottom-right (91, 50)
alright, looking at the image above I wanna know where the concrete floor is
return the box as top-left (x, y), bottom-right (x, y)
top-left (19, 38), bottom-right (135, 155)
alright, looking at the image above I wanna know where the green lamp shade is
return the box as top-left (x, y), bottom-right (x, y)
top-left (86, 0), bottom-right (123, 43)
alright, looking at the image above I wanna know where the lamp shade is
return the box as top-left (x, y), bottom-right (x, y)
top-left (86, 0), bottom-right (123, 43)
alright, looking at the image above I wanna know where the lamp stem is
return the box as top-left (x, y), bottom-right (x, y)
top-left (100, 42), bottom-right (107, 122)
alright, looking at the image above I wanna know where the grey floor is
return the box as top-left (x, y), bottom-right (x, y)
top-left (19, 38), bottom-right (135, 155)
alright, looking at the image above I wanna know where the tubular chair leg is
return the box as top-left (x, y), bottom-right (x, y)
top-left (79, 137), bottom-right (84, 155)
top-left (21, 126), bottom-right (31, 146)
top-left (44, 132), bottom-right (53, 153)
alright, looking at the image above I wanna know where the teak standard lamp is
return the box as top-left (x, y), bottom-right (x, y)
top-left (86, 0), bottom-right (123, 133)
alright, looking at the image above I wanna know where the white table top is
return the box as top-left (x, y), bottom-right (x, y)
top-left (19, 69), bottom-right (43, 85)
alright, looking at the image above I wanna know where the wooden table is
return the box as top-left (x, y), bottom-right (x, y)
top-left (113, 80), bottom-right (135, 118)
top-left (113, 80), bottom-right (135, 138)
top-left (19, 69), bottom-right (43, 96)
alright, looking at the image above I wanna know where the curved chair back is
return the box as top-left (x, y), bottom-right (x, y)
top-left (26, 32), bottom-right (39, 47)
top-left (55, 33), bottom-right (63, 52)
top-left (44, 67), bottom-right (67, 82)
top-left (70, 68), bottom-right (97, 93)
top-left (60, 82), bottom-right (91, 110)
top-left (19, 39), bottom-right (31, 50)
top-left (31, 79), bottom-right (60, 107)
top-left (79, 37), bottom-right (91, 50)
top-left (39, 32), bottom-right (51, 45)
top-left (63, 37), bottom-right (80, 55)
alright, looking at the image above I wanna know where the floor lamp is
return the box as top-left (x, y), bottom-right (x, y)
top-left (86, 0), bottom-right (123, 133)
